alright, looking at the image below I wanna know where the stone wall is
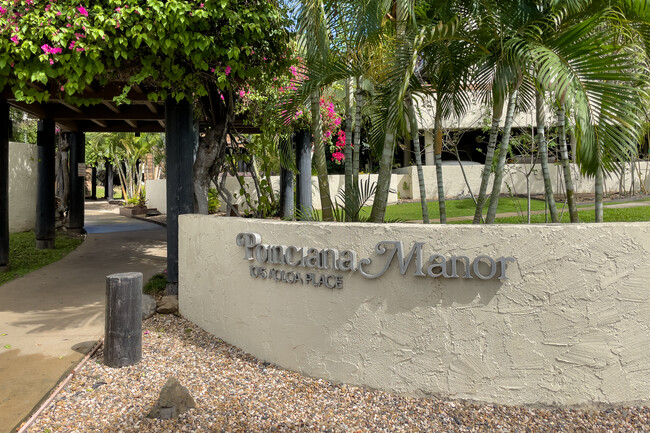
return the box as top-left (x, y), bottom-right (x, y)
top-left (179, 216), bottom-right (650, 407)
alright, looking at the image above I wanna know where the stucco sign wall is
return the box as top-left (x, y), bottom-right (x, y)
top-left (179, 216), bottom-right (650, 407)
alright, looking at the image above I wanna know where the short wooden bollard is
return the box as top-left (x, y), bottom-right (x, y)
top-left (104, 272), bottom-right (142, 367)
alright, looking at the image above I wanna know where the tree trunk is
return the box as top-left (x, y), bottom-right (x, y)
top-left (344, 78), bottom-right (353, 219)
top-left (311, 89), bottom-right (334, 221)
top-left (536, 91), bottom-right (559, 223)
top-left (407, 94), bottom-right (429, 224)
top-left (193, 96), bottom-right (230, 215)
top-left (486, 88), bottom-right (518, 223)
top-left (557, 104), bottom-right (579, 222)
top-left (472, 98), bottom-right (505, 223)
top-left (595, 166), bottom-right (604, 222)
top-left (433, 107), bottom-right (446, 224)
top-left (353, 76), bottom-right (362, 187)
top-left (370, 127), bottom-right (396, 223)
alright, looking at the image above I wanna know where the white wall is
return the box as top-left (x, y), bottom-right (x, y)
top-left (9, 142), bottom-right (37, 233)
top-left (180, 216), bottom-right (650, 407)
top-left (149, 162), bottom-right (650, 215)
top-left (398, 161), bottom-right (650, 200)
top-left (145, 179), bottom-right (166, 212)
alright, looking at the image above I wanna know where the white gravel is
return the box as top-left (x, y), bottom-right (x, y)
top-left (26, 314), bottom-right (650, 432)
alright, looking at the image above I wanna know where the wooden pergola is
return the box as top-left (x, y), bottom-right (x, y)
top-left (0, 82), bottom-right (256, 293)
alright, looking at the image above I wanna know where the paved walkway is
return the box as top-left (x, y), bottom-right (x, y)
top-left (0, 202), bottom-right (166, 432)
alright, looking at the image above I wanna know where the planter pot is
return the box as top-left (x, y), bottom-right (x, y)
top-left (120, 206), bottom-right (148, 217)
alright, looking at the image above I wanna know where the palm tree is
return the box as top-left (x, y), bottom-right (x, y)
top-left (369, 1), bottom-right (459, 222)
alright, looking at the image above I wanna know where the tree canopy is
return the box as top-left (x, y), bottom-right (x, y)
top-left (0, 0), bottom-right (291, 107)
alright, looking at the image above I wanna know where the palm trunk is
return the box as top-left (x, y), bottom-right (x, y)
top-left (370, 128), bottom-right (396, 223)
top-left (407, 94), bottom-right (429, 224)
top-left (344, 78), bottom-right (354, 219)
top-left (311, 89), bottom-right (334, 221)
top-left (536, 91), bottom-right (559, 223)
top-left (433, 108), bottom-right (446, 223)
top-left (114, 158), bottom-right (128, 200)
top-left (353, 76), bottom-right (362, 186)
top-left (472, 98), bottom-right (505, 224)
top-left (557, 104), bottom-right (578, 222)
top-left (486, 88), bottom-right (518, 223)
top-left (595, 166), bottom-right (604, 222)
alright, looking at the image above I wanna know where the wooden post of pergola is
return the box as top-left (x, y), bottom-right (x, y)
top-left (68, 132), bottom-right (85, 233)
top-left (0, 98), bottom-right (9, 271)
top-left (165, 97), bottom-right (194, 295)
top-left (35, 118), bottom-right (56, 249)
top-left (106, 161), bottom-right (114, 201)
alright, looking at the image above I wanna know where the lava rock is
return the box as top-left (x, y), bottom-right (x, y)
top-left (142, 294), bottom-right (157, 320)
top-left (147, 377), bottom-right (196, 419)
top-left (157, 295), bottom-right (178, 314)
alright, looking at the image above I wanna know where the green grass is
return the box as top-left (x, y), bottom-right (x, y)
top-left (144, 272), bottom-right (168, 295)
top-left (361, 197), bottom-right (549, 221)
top-left (489, 206), bottom-right (650, 224)
top-left (94, 186), bottom-right (123, 199)
top-left (0, 231), bottom-right (83, 286)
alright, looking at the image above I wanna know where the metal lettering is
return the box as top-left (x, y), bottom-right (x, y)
top-left (359, 241), bottom-right (425, 279)
top-left (236, 233), bottom-right (261, 260)
top-left (473, 255), bottom-right (497, 280)
top-left (496, 256), bottom-right (515, 280)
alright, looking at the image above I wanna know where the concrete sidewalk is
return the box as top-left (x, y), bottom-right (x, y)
top-left (0, 202), bottom-right (166, 432)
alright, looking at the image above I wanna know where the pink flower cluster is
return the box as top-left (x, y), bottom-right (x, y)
top-left (331, 130), bottom-right (346, 163)
top-left (41, 44), bottom-right (62, 54)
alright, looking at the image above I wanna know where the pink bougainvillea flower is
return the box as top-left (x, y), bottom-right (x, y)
top-left (0, 6), bottom-right (6, 15)
top-left (220, 94), bottom-right (225, 101)
top-left (77, 5), bottom-right (88, 17)
top-left (76, 47), bottom-right (85, 52)
top-left (10, 35), bottom-right (19, 44)
top-left (239, 89), bottom-right (245, 98)
top-left (210, 67), bottom-right (215, 73)
top-left (225, 66), bottom-right (231, 75)
top-left (200, 3), bottom-right (204, 7)
top-left (69, 41), bottom-right (76, 49)
top-left (49, 59), bottom-right (54, 65)
top-left (115, 7), bottom-right (121, 12)
top-left (60, 86), bottom-right (64, 91)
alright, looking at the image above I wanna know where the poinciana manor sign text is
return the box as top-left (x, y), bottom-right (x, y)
top-left (236, 232), bottom-right (515, 289)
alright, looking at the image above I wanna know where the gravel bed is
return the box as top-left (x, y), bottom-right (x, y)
top-left (27, 315), bottom-right (650, 432)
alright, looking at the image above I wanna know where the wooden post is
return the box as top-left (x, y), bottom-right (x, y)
top-left (279, 166), bottom-right (294, 219)
top-left (106, 161), bottom-right (114, 201)
top-left (68, 131), bottom-right (85, 232)
top-left (91, 166), bottom-right (97, 200)
top-left (294, 130), bottom-right (312, 219)
top-left (36, 119), bottom-right (56, 249)
top-left (165, 97), bottom-right (194, 295)
top-left (0, 99), bottom-right (9, 272)
top-left (104, 272), bottom-right (142, 367)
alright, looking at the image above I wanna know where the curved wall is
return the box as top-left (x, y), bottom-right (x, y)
top-left (179, 216), bottom-right (650, 407)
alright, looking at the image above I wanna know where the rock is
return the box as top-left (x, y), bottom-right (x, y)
top-left (157, 295), bottom-right (178, 314)
top-left (142, 294), bottom-right (157, 320)
top-left (147, 377), bottom-right (196, 419)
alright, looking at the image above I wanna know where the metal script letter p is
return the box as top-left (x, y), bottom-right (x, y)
top-left (236, 232), bottom-right (262, 260)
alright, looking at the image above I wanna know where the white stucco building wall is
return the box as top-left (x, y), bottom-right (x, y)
top-left (180, 217), bottom-right (650, 407)
top-left (9, 142), bottom-right (37, 233)
top-left (145, 179), bottom-right (167, 212)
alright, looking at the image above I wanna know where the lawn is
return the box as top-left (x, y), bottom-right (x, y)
top-left (367, 197), bottom-right (650, 223)
top-left (366, 197), bottom-right (549, 221)
top-left (93, 186), bottom-right (123, 199)
top-left (0, 232), bottom-right (83, 286)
